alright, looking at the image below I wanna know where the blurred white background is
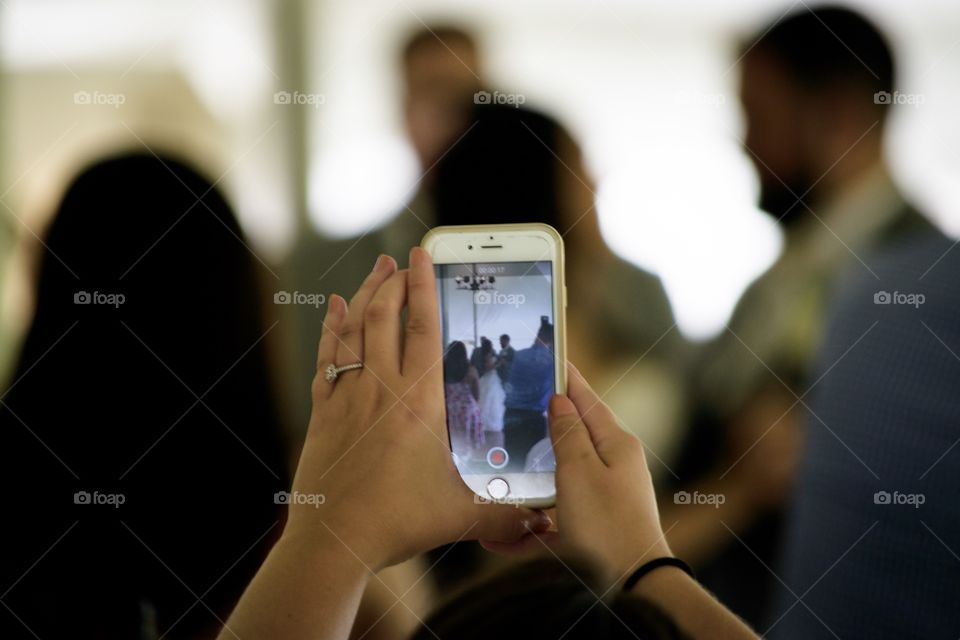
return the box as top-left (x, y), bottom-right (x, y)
top-left (2, 0), bottom-right (959, 343)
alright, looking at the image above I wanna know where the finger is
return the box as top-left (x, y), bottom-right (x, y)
top-left (335, 254), bottom-right (397, 368)
top-left (479, 530), bottom-right (559, 557)
top-left (549, 393), bottom-right (600, 468)
top-left (566, 363), bottom-right (630, 465)
top-left (467, 503), bottom-right (552, 543)
top-left (402, 247), bottom-right (442, 381)
top-left (363, 270), bottom-right (408, 374)
top-left (313, 294), bottom-right (346, 401)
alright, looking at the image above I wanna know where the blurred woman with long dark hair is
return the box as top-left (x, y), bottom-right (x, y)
top-left (0, 153), bottom-right (289, 638)
top-left (442, 340), bottom-right (483, 460)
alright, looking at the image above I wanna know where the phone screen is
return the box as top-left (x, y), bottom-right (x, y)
top-left (435, 260), bottom-right (556, 476)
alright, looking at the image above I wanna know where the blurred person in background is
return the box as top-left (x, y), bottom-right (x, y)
top-left (401, 25), bottom-right (484, 175)
top-left (502, 317), bottom-right (555, 472)
top-left (662, 5), bottom-right (935, 626)
top-left (286, 25), bottom-right (484, 434)
top-left (771, 223), bottom-right (960, 638)
top-left (0, 154), bottom-right (289, 638)
top-left (469, 335), bottom-right (491, 373)
top-left (443, 340), bottom-right (483, 461)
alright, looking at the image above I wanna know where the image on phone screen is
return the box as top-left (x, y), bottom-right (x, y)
top-left (435, 260), bottom-right (556, 476)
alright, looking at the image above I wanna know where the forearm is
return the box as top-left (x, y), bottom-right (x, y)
top-left (630, 567), bottom-right (758, 640)
top-left (220, 531), bottom-right (371, 640)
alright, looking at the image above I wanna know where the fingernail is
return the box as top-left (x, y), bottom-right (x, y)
top-left (526, 511), bottom-right (552, 533)
top-left (409, 246), bottom-right (428, 268)
top-left (373, 254), bottom-right (391, 273)
top-left (550, 394), bottom-right (577, 416)
top-left (326, 294), bottom-right (344, 319)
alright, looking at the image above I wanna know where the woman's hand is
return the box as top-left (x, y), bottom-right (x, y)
top-left (283, 248), bottom-right (550, 572)
top-left (481, 364), bottom-right (671, 583)
top-left (224, 249), bottom-right (756, 640)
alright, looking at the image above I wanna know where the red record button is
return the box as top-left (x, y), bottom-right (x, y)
top-left (486, 447), bottom-right (509, 469)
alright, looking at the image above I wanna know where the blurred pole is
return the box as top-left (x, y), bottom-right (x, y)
top-left (274, 0), bottom-right (309, 231)
top-left (272, 0), bottom-right (312, 445)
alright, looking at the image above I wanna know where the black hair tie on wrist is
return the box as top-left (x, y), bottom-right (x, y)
top-left (622, 557), bottom-right (695, 592)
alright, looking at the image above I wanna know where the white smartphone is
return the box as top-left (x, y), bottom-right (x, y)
top-left (421, 223), bottom-right (566, 508)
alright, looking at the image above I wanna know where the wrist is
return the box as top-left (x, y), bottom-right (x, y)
top-left (276, 523), bottom-right (382, 578)
top-left (612, 536), bottom-right (672, 581)
top-left (622, 556), bottom-right (694, 592)
top-left (625, 561), bottom-right (695, 596)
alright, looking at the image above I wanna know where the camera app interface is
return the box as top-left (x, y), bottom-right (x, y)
top-left (435, 261), bottom-right (556, 475)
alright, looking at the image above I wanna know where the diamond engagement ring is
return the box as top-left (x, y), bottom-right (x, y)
top-left (324, 362), bottom-right (364, 383)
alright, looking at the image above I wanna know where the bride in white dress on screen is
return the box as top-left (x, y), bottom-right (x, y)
top-left (477, 343), bottom-right (505, 437)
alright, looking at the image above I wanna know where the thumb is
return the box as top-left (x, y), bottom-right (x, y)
top-left (468, 503), bottom-right (552, 543)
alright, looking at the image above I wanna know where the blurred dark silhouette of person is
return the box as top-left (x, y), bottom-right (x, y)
top-left (0, 153), bottom-right (289, 638)
top-left (497, 333), bottom-right (515, 385)
top-left (664, 6), bottom-right (935, 626)
top-left (425, 101), bottom-right (684, 368)
top-left (443, 340), bottom-right (483, 459)
top-left (503, 317), bottom-right (555, 472)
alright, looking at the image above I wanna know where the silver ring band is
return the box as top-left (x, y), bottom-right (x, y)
top-left (325, 362), bottom-right (363, 383)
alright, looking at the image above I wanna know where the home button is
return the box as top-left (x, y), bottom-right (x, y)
top-left (486, 477), bottom-right (510, 501)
